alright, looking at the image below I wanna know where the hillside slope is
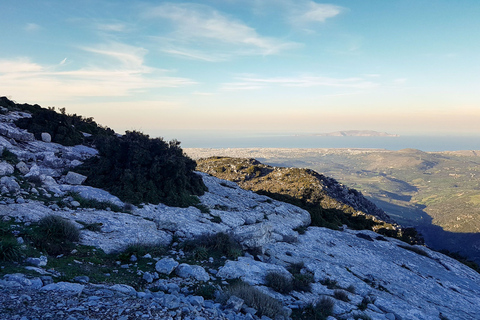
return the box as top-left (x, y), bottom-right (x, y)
top-left (1, 100), bottom-right (480, 319)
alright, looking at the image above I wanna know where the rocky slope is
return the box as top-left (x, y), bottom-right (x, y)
top-left (1, 106), bottom-right (480, 319)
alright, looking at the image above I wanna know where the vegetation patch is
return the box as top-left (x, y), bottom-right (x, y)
top-left (398, 244), bottom-right (430, 258)
top-left (333, 289), bottom-right (350, 302)
top-left (0, 148), bottom-right (19, 165)
top-left (75, 131), bottom-right (207, 207)
top-left (29, 215), bottom-right (80, 256)
top-left (180, 232), bottom-right (243, 264)
top-left (292, 297), bottom-right (334, 320)
top-left (226, 280), bottom-right (287, 319)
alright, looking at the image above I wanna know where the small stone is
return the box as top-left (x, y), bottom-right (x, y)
top-left (70, 201), bottom-right (81, 207)
top-left (143, 272), bottom-right (154, 283)
top-left (26, 255), bottom-right (48, 267)
top-left (130, 254), bottom-right (138, 262)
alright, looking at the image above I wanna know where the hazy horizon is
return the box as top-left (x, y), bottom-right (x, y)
top-left (2, 1), bottom-right (480, 136)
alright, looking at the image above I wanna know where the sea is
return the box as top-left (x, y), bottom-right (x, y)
top-left (167, 132), bottom-right (480, 152)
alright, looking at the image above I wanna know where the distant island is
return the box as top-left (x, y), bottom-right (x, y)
top-left (312, 130), bottom-right (399, 137)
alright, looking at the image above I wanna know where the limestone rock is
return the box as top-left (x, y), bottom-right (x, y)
top-left (15, 161), bottom-right (29, 175)
top-left (64, 171), bottom-right (87, 185)
top-left (41, 132), bottom-right (51, 143)
top-left (26, 255), bottom-right (48, 267)
top-left (0, 161), bottom-right (14, 176)
top-left (40, 282), bottom-right (85, 295)
top-left (0, 176), bottom-right (20, 194)
top-left (155, 258), bottom-right (179, 275)
top-left (175, 263), bottom-right (210, 282)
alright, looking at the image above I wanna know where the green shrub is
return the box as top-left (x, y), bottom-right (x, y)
top-left (346, 284), bottom-right (356, 293)
top-left (334, 289), bottom-right (350, 302)
top-left (320, 278), bottom-right (339, 289)
top-left (38, 215), bottom-right (80, 242)
top-left (0, 238), bottom-right (23, 261)
top-left (74, 131), bottom-right (206, 207)
top-left (293, 297), bottom-right (334, 320)
top-left (194, 283), bottom-right (217, 300)
top-left (13, 101), bottom-right (114, 146)
top-left (181, 232), bottom-right (243, 261)
top-left (30, 215), bottom-right (80, 255)
top-left (288, 262), bottom-right (314, 292)
top-left (118, 242), bottom-right (166, 262)
top-left (227, 281), bottom-right (286, 318)
top-left (265, 271), bottom-right (293, 294)
top-left (0, 148), bottom-right (19, 165)
top-left (357, 295), bottom-right (375, 311)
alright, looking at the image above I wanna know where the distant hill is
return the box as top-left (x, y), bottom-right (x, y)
top-left (313, 130), bottom-right (399, 137)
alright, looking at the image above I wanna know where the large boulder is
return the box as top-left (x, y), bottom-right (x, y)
top-left (64, 171), bottom-right (87, 185)
top-left (0, 176), bottom-right (20, 194)
top-left (41, 132), bottom-right (51, 143)
top-left (0, 161), bottom-right (14, 176)
top-left (175, 263), bottom-right (210, 281)
top-left (155, 258), bottom-right (179, 275)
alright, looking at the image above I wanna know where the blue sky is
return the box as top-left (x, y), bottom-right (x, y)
top-left (1, 0), bottom-right (480, 140)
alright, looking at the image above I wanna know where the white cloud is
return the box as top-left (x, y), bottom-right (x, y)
top-left (96, 23), bottom-right (126, 32)
top-left (144, 3), bottom-right (297, 59)
top-left (81, 42), bottom-right (149, 70)
top-left (24, 23), bottom-right (41, 32)
top-left (223, 75), bottom-right (377, 91)
top-left (0, 43), bottom-right (196, 102)
top-left (295, 2), bottom-right (342, 24)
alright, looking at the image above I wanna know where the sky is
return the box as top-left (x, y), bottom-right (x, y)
top-left (1, 0), bottom-right (480, 142)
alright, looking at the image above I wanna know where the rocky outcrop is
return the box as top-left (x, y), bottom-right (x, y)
top-left (1, 107), bottom-right (480, 320)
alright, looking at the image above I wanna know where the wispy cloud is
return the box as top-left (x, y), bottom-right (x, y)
top-left (222, 74), bottom-right (377, 91)
top-left (292, 2), bottom-right (342, 24)
top-left (81, 42), bottom-right (149, 70)
top-left (96, 23), bottom-right (126, 32)
top-left (24, 23), bottom-right (41, 32)
top-left (144, 3), bottom-right (298, 60)
top-left (0, 42), bottom-right (196, 102)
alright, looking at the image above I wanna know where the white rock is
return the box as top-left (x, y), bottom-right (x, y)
top-left (41, 132), bottom-right (51, 143)
top-left (15, 161), bottom-right (29, 175)
top-left (65, 171), bottom-right (87, 185)
top-left (110, 284), bottom-right (136, 295)
top-left (155, 258), bottom-right (179, 275)
top-left (40, 282), bottom-right (84, 295)
top-left (0, 176), bottom-right (20, 193)
top-left (0, 161), bottom-right (14, 176)
top-left (175, 263), bottom-right (210, 281)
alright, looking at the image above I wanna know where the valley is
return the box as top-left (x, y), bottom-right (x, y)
top-left (186, 148), bottom-right (480, 263)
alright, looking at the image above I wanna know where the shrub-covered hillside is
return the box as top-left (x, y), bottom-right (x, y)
top-left (0, 97), bottom-right (206, 207)
top-left (196, 156), bottom-right (423, 244)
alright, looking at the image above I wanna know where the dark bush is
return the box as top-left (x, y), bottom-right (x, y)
top-left (0, 238), bottom-right (23, 261)
top-left (333, 289), bottom-right (350, 302)
top-left (265, 271), bottom-right (293, 294)
top-left (293, 297), bottom-right (334, 320)
top-left (288, 262), bottom-right (314, 292)
top-left (181, 232), bottom-right (243, 260)
top-left (227, 280), bottom-right (286, 318)
top-left (0, 148), bottom-right (19, 165)
top-left (31, 215), bottom-right (80, 255)
top-left (74, 131), bottom-right (206, 207)
top-left (9, 98), bottom-right (115, 147)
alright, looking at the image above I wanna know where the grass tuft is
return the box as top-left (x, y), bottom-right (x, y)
top-left (226, 280), bottom-right (286, 318)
